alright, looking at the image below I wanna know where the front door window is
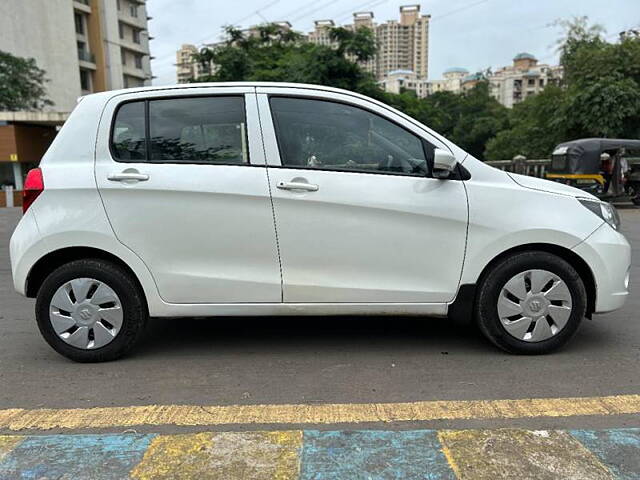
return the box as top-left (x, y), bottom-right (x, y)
top-left (270, 97), bottom-right (431, 176)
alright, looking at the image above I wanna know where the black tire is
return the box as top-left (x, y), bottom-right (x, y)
top-left (35, 259), bottom-right (147, 362)
top-left (476, 251), bottom-right (586, 354)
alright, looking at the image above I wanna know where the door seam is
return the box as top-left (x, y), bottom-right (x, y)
top-left (254, 91), bottom-right (285, 302)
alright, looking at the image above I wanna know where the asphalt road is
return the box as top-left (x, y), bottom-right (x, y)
top-left (0, 207), bottom-right (639, 431)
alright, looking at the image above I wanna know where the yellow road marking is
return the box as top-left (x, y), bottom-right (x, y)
top-left (1, 394), bottom-right (639, 431)
top-left (438, 429), bottom-right (614, 480)
top-left (130, 431), bottom-right (302, 480)
top-left (437, 433), bottom-right (463, 479)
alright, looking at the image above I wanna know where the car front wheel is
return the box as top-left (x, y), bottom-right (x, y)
top-left (476, 251), bottom-right (587, 354)
top-left (35, 259), bottom-right (147, 362)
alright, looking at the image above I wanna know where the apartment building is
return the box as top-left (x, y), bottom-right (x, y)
top-left (1, 0), bottom-right (153, 111)
top-left (375, 5), bottom-right (430, 80)
top-left (307, 4), bottom-right (430, 80)
top-left (176, 22), bottom-right (293, 83)
top-left (176, 44), bottom-right (199, 83)
top-left (461, 72), bottom-right (484, 92)
top-left (0, 0), bottom-right (153, 193)
top-left (426, 67), bottom-right (468, 96)
top-left (378, 69), bottom-right (429, 97)
top-left (307, 20), bottom-right (336, 46)
top-left (489, 53), bottom-right (563, 108)
top-left (176, 4), bottom-right (430, 83)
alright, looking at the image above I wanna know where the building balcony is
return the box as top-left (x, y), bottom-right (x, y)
top-left (73, 0), bottom-right (91, 13)
top-left (119, 37), bottom-right (149, 55)
top-left (77, 50), bottom-right (96, 69)
top-left (122, 64), bottom-right (147, 80)
top-left (118, 10), bottom-right (147, 29)
top-left (78, 49), bottom-right (95, 63)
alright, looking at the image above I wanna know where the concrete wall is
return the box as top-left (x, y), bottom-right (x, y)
top-left (0, 0), bottom-right (81, 112)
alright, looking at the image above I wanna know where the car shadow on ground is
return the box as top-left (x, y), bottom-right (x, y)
top-left (133, 314), bottom-right (615, 359)
top-left (135, 315), bottom-right (482, 354)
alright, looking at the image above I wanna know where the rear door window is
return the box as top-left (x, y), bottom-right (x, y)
top-left (111, 96), bottom-right (248, 164)
top-left (112, 101), bottom-right (146, 161)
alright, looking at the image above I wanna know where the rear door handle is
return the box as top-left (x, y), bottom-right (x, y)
top-left (107, 172), bottom-right (149, 182)
top-left (276, 181), bottom-right (319, 192)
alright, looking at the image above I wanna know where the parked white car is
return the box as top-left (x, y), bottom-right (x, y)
top-left (10, 83), bottom-right (630, 362)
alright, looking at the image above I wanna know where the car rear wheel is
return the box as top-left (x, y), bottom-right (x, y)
top-left (476, 251), bottom-right (587, 354)
top-left (35, 259), bottom-right (147, 362)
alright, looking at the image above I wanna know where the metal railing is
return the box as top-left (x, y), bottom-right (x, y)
top-left (77, 49), bottom-right (96, 63)
top-left (485, 157), bottom-right (550, 177)
top-left (485, 157), bottom-right (640, 178)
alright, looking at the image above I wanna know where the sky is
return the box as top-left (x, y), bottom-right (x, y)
top-left (147, 0), bottom-right (640, 86)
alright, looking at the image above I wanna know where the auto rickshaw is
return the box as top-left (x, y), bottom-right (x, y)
top-left (547, 138), bottom-right (640, 202)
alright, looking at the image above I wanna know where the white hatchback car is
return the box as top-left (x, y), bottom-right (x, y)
top-left (10, 83), bottom-right (630, 362)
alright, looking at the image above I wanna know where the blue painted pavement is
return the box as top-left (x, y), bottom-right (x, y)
top-left (300, 430), bottom-right (456, 480)
top-left (0, 429), bottom-right (639, 479)
top-left (0, 434), bottom-right (155, 480)
top-left (570, 428), bottom-right (640, 480)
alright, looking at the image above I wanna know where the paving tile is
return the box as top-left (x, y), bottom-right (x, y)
top-left (0, 434), bottom-right (154, 480)
top-left (130, 431), bottom-right (302, 480)
top-left (571, 429), bottom-right (640, 480)
top-left (0, 436), bottom-right (23, 462)
top-left (438, 429), bottom-right (615, 480)
top-left (300, 430), bottom-right (455, 480)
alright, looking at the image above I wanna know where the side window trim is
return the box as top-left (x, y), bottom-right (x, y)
top-left (109, 94), bottom-right (254, 166)
top-left (144, 99), bottom-right (151, 162)
top-left (267, 94), bottom-right (436, 178)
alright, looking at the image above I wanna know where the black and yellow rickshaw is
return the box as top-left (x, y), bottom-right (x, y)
top-left (547, 138), bottom-right (640, 199)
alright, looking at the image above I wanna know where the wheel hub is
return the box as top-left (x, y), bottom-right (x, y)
top-left (497, 269), bottom-right (573, 342)
top-left (48, 277), bottom-right (123, 350)
top-left (521, 294), bottom-right (550, 318)
top-left (72, 302), bottom-right (99, 326)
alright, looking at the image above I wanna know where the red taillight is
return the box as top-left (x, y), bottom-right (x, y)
top-left (22, 168), bottom-right (44, 214)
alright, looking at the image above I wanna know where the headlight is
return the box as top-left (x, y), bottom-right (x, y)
top-left (578, 198), bottom-right (621, 230)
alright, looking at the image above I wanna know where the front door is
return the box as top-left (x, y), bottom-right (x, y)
top-left (259, 93), bottom-right (468, 303)
top-left (95, 89), bottom-right (281, 304)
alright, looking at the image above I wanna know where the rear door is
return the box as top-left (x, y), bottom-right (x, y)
top-left (256, 88), bottom-right (468, 304)
top-left (95, 87), bottom-right (281, 304)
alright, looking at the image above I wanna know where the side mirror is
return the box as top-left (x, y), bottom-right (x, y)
top-left (432, 148), bottom-right (457, 179)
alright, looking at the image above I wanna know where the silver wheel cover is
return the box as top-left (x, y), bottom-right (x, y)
top-left (497, 269), bottom-right (572, 342)
top-left (49, 278), bottom-right (123, 350)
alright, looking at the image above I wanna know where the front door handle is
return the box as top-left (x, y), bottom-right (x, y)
top-left (107, 172), bottom-right (149, 182)
top-left (277, 181), bottom-right (319, 192)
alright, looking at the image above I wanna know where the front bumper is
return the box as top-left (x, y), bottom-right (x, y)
top-left (572, 222), bottom-right (631, 313)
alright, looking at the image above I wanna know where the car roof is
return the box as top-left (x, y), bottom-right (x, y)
top-left (83, 82), bottom-right (373, 103)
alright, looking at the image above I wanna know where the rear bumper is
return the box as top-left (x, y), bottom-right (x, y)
top-left (9, 209), bottom-right (42, 296)
top-left (572, 222), bottom-right (631, 313)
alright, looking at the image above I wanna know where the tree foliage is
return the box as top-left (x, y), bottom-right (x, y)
top-left (192, 25), bottom-right (379, 95)
top-left (194, 19), bottom-right (640, 161)
top-left (0, 50), bottom-right (53, 111)
top-left (384, 82), bottom-right (509, 159)
top-left (486, 18), bottom-right (640, 159)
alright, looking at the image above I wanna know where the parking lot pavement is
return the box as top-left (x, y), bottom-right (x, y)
top-left (0, 207), bottom-right (639, 477)
top-left (1, 428), bottom-right (639, 479)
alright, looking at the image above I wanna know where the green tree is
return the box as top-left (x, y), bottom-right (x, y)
top-left (561, 31), bottom-right (640, 139)
top-left (485, 85), bottom-right (567, 159)
top-left (384, 82), bottom-right (509, 159)
top-left (192, 24), bottom-right (379, 95)
top-left (449, 82), bottom-right (510, 159)
top-left (329, 26), bottom-right (377, 61)
top-left (0, 50), bottom-right (53, 110)
top-left (486, 17), bottom-right (640, 159)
